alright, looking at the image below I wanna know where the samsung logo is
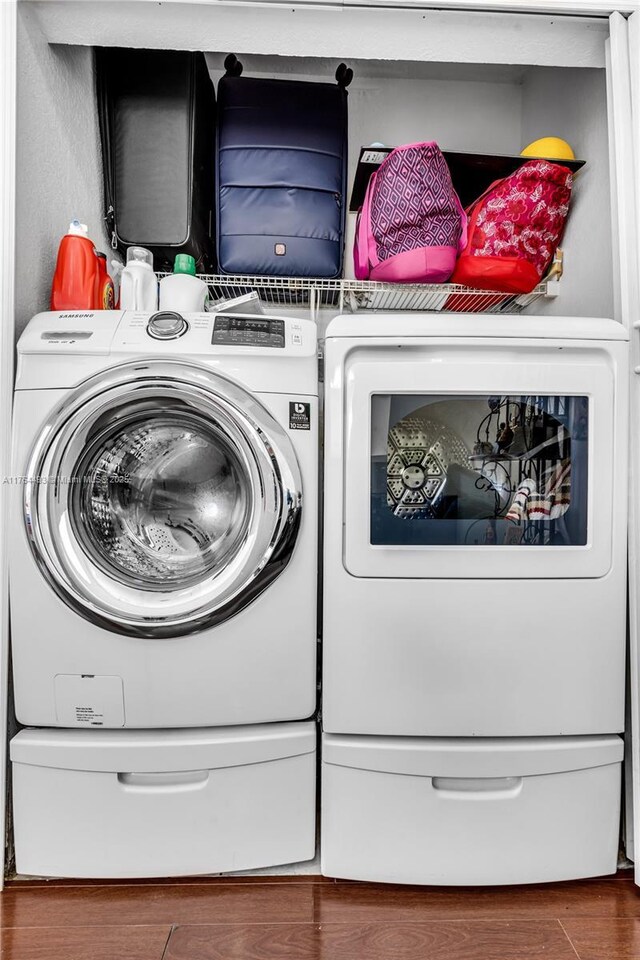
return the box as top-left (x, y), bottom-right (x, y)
top-left (58, 313), bottom-right (94, 319)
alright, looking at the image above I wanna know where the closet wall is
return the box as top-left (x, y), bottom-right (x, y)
top-left (15, 5), bottom-right (108, 335)
top-left (521, 67), bottom-right (613, 319)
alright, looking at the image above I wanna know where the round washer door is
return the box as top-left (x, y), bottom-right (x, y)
top-left (25, 359), bottom-right (302, 638)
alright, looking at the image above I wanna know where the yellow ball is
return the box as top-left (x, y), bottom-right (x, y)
top-left (521, 137), bottom-right (575, 161)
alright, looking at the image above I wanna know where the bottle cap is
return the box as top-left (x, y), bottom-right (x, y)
top-left (127, 246), bottom-right (154, 267)
top-left (68, 220), bottom-right (89, 236)
top-left (174, 254), bottom-right (196, 276)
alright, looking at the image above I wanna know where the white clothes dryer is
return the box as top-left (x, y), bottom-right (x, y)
top-left (322, 315), bottom-right (628, 739)
top-left (10, 310), bottom-right (318, 729)
top-left (320, 314), bottom-right (628, 885)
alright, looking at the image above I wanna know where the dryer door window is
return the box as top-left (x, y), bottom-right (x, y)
top-left (342, 341), bottom-right (618, 579)
top-left (372, 393), bottom-right (589, 548)
top-left (24, 360), bottom-right (302, 638)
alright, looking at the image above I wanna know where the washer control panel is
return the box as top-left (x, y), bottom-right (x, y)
top-left (28, 311), bottom-right (317, 356)
top-left (212, 316), bottom-right (285, 348)
top-left (147, 311), bottom-right (189, 340)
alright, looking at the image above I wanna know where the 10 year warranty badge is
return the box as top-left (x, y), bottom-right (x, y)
top-left (289, 402), bottom-right (311, 430)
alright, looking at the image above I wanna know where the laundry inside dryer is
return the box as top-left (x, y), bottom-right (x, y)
top-left (371, 393), bottom-right (588, 547)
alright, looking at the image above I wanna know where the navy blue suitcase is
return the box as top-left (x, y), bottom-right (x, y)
top-left (216, 60), bottom-right (351, 278)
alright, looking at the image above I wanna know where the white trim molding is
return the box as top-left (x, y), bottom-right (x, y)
top-left (27, 2), bottom-right (609, 69)
top-left (25, 0), bottom-right (638, 14)
top-left (0, 0), bottom-right (17, 890)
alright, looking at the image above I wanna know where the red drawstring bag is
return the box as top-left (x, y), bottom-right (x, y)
top-left (451, 159), bottom-right (573, 294)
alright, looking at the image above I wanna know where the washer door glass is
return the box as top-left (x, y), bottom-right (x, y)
top-left (73, 410), bottom-right (252, 589)
top-left (25, 361), bottom-right (302, 638)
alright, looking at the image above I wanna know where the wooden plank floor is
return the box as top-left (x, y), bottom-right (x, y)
top-left (2, 871), bottom-right (640, 959)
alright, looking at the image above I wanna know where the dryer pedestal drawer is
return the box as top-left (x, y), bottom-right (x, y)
top-left (321, 733), bottom-right (622, 885)
top-left (11, 722), bottom-right (316, 878)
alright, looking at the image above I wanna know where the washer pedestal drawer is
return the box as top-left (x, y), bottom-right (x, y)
top-left (321, 733), bottom-right (622, 885)
top-left (11, 722), bottom-right (316, 878)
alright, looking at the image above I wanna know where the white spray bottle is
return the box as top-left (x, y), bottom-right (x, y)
top-left (120, 247), bottom-right (158, 312)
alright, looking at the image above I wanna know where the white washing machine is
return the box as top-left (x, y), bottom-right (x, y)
top-left (321, 314), bottom-right (628, 884)
top-left (10, 309), bottom-right (318, 729)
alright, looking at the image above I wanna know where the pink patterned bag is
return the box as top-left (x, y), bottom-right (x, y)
top-left (354, 142), bottom-right (467, 283)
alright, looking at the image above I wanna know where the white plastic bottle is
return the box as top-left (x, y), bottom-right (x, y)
top-left (159, 254), bottom-right (208, 312)
top-left (119, 247), bottom-right (158, 312)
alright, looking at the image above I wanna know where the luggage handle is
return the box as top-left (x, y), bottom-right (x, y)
top-left (335, 63), bottom-right (354, 88)
top-left (224, 53), bottom-right (244, 77)
top-left (223, 53), bottom-right (353, 87)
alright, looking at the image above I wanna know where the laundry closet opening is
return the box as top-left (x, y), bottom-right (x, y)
top-left (6, 0), bottom-right (634, 886)
top-left (14, 4), bottom-right (619, 334)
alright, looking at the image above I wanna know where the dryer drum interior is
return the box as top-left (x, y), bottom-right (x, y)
top-left (24, 360), bottom-right (303, 638)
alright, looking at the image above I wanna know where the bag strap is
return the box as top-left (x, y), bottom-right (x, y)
top-left (355, 169), bottom-right (379, 275)
top-left (95, 50), bottom-right (118, 251)
top-left (464, 175), bottom-right (507, 216)
top-left (459, 197), bottom-right (487, 260)
top-left (364, 174), bottom-right (379, 267)
top-left (453, 190), bottom-right (468, 253)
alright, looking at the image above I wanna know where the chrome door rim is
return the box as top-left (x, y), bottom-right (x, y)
top-left (24, 359), bottom-right (302, 638)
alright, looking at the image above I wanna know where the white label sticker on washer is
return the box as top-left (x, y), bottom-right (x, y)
top-left (74, 705), bottom-right (105, 725)
top-left (54, 675), bottom-right (125, 727)
top-left (289, 402), bottom-right (311, 431)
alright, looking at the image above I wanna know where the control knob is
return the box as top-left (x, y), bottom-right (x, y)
top-left (147, 312), bottom-right (188, 340)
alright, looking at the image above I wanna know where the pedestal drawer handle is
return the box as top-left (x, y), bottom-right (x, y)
top-left (431, 776), bottom-right (523, 799)
top-left (117, 770), bottom-right (209, 790)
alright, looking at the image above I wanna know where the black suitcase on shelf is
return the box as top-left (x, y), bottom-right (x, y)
top-left (216, 56), bottom-right (352, 278)
top-left (97, 48), bottom-right (216, 272)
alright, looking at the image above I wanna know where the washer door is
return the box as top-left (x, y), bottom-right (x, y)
top-left (25, 360), bottom-right (302, 638)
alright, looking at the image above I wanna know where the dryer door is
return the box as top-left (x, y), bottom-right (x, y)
top-left (342, 338), bottom-right (622, 579)
top-left (24, 360), bottom-right (301, 637)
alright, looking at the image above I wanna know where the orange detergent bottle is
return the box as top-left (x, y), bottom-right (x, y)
top-left (50, 220), bottom-right (100, 311)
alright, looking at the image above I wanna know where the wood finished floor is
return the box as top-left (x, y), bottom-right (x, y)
top-left (3, 871), bottom-right (640, 959)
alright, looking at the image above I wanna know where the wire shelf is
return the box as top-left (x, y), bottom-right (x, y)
top-left (158, 274), bottom-right (552, 320)
top-left (340, 280), bottom-right (549, 315)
